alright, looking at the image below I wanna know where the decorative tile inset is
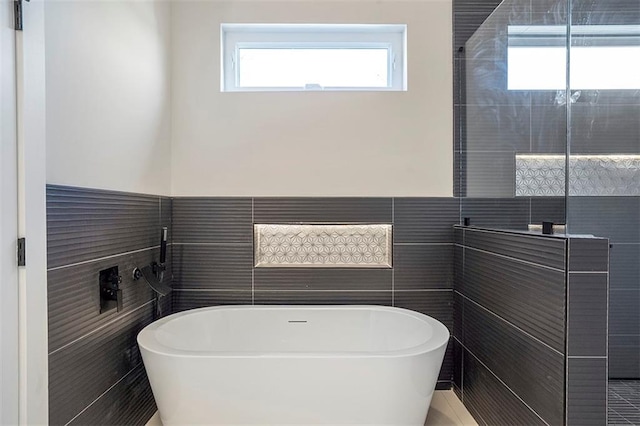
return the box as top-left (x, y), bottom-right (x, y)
top-left (254, 224), bottom-right (392, 268)
top-left (516, 154), bottom-right (640, 196)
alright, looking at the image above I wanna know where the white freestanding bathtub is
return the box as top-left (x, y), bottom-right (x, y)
top-left (138, 305), bottom-right (450, 425)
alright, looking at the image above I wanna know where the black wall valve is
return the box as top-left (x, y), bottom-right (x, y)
top-left (99, 266), bottom-right (123, 314)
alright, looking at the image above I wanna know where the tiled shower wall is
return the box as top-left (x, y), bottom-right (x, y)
top-left (171, 197), bottom-right (459, 388)
top-left (46, 185), bottom-right (172, 425)
top-left (568, 0), bottom-right (640, 379)
top-left (453, 0), bottom-right (567, 229)
top-left (453, 226), bottom-right (609, 426)
top-left (569, 197), bottom-right (640, 378)
top-left (454, 0), bottom-right (640, 380)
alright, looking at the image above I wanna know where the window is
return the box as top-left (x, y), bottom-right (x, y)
top-left (221, 24), bottom-right (407, 92)
top-left (507, 25), bottom-right (640, 90)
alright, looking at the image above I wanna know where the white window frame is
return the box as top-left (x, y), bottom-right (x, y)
top-left (221, 24), bottom-right (407, 92)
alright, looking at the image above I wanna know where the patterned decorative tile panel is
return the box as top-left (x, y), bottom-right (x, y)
top-left (516, 154), bottom-right (640, 196)
top-left (254, 224), bottom-right (392, 268)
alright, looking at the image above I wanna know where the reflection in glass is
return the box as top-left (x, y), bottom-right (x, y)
top-left (508, 25), bottom-right (640, 90)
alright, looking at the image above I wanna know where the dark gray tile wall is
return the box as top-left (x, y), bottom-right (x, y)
top-left (567, 358), bottom-right (608, 426)
top-left (566, 238), bottom-right (609, 425)
top-left (463, 245), bottom-right (566, 352)
top-left (171, 197), bottom-right (460, 387)
top-left (568, 0), bottom-right (640, 378)
top-left (454, 226), bottom-right (609, 426)
top-left (47, 185), bottom-right (171, 426)
top-left (569, 197), bottom-right (640, 379)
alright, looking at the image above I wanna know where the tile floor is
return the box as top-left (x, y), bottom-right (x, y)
top-left (609, 380), bottom-right (640, 425)
top-left (146, 390), bottom-right (478, 426)
top-left (425, 390), bottom-right (478, 426)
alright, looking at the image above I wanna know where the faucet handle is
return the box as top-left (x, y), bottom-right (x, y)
top-left (116, 289), bottom-right (123, 312)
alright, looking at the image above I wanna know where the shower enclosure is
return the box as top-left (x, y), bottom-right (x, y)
top-left (457, 0), bottom-right (639, 423)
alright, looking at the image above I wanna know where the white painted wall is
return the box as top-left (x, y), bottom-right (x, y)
top-left (171, 0), bottom-right (453, 197)
top-left (45, 0), bottom-right (172, 196)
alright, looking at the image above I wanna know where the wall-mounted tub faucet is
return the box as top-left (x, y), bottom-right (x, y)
top-left (133, 227), bottom-right (172, 297)
top-left (133, 264), bottom-right (171, 297)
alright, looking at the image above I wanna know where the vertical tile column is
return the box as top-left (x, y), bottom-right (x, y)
top-left (566, 237), bottom-right (609, 426)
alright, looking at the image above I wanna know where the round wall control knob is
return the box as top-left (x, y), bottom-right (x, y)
top-left (132, 268), bottom-right (142, 281)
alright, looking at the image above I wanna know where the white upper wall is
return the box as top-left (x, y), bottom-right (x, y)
top-left (45, 0), bottom-right (172, 196)
top-left (171, 0), bottom-right (453, 197)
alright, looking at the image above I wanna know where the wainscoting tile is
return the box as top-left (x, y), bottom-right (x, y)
top-left (452, 338), bottom-right (463, 397)
top-left (47, 185), bottom-right (159, 269)
top-left (464, 300), bottom-right (564, 425)
top-left (453, 245), bottom-right (464, 293)
top-left (67, 364), bottom-right (156, 426)
top-left (463, 248), bottom-right (566, 352)
top-left (49, 302), bottom-right (155, 426)
top-left (439, 340), bottom-right (454, 382)
top-left (48, 248), bottom-right (158, 353)
top-left (465, 229), bottom-right (566, 270)
top-left (172, 244), bottom-right (253, 290)
top-left (453, 291), bottom-right (464, 340)
top-left (568, 273), bottom-right (608, 357)
top-left (173, 290), bottom-right (253, 312)
top-left (567, 357), bottom-right (607, 426)
top-left (393, 198), bottom-right (460, 243)
top-left (254, 268), bottom-right (392, 291)
top-left (393, 244), bottom-right (453, 290)
top-left (568, 238), bottom-right (609, 272)
top-left (254, 198), bottom-right (392, 224)
top-left (172, 198), bottom-right (252, 244)
top-left (463, 351), bottom-right (547, 426)
top-left (253, 291), bottom-right (392, 306)
top-left (454, 227), bottom-right (464, 245)
top-left (394, 290), bottom-right (453, 331)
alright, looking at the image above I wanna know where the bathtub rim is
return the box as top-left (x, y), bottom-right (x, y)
top-left (137, 305), bottom-right (450, 359)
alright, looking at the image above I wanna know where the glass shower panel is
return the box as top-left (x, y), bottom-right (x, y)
top-left (566, 0), bottom-right (640, 380)
top-left (460, 0), bottom-right (570, 230)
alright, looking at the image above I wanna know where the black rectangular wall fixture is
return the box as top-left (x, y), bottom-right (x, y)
top-left (453, 226), bottom-right (609, 426)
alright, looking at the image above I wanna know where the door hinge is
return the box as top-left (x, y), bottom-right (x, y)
top-left (17, 238), bottom-right (26, 267)
top-left (14, 0), bottom-right (29, 31)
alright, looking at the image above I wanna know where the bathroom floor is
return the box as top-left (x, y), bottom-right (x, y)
top-left (146, 390), bottom-right (478, 426)
top-left (424, 390), bottom-right (478, 426)
top-left (609, 380), bottom-right (640, 425)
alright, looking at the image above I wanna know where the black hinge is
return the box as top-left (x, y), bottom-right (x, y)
top-left (14, 0), bottom-right (29, 31)
top-left (17, 238), bottom-right (26, 266)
